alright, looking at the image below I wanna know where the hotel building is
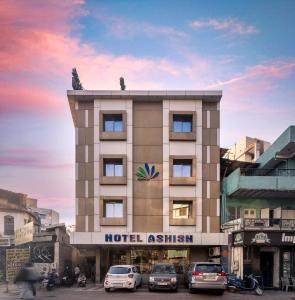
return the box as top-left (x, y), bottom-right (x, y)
top-left (67, 90), bottom-right (227, 282)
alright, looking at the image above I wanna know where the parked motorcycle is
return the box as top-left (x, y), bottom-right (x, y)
top-left (77, 273), bottom-right (87, 287)
top-left (44, 271), bottom-right (60, 291)
top-left (227, 274), bottom-right (263, 295)
top-left (61, 274), bottom-right (74, 287)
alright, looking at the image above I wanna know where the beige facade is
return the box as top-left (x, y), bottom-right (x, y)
top-left (224, 136), bottom-right (271, 162)
top-left (68, 90), bottom-right (227, 282)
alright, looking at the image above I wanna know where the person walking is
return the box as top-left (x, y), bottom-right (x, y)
top-left (74, 265), bottom-right (80, 283)
top-left (14, 263), bottom-right (40, 299)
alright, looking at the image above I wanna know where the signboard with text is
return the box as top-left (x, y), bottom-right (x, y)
top-left (233, 231), bottom-right (295, 246)
top-left (15, 222), bottom-right (34, 246)
top-left (6, 248), bottom-right (30, 282)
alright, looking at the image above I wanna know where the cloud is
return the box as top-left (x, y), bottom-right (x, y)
top-left (94, 11), bottom-right (188, 41)
top-left (0, 147), bottom-right (73, 169)
top-left (189, 18), bottom-right (259, 35)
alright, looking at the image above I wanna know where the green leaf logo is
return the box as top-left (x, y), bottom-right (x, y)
top-left (135, 163), bottom-right (159, 181)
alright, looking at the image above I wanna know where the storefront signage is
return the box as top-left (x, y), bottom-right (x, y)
top-left (6, 248), bottom-right (30, 282)
top-left (15, 222), bottom-right (34, 245)
top-left (251, 232), bottom-right (270, 244)
top-left (135, 163), bottom-right (159, 181)
top-left (233, 231), bottom-right (295, 246)
top-left (0, 237), bottom-right (10, 247)
top-left (234, 233), bottom-right (243, 245)
top-left (105, 233), bottom-right (193, 244)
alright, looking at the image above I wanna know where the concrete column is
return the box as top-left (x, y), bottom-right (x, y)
top-left (95, 248), bottom-right (100, 283)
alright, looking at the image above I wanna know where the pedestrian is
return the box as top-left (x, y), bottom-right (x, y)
top-left (74, 265), bottom-right (80, 282)
top-left (14, 263), bottom-right (40, 299)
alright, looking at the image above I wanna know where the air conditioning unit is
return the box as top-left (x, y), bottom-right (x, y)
top-left (209, 247), bottom-right (220, 257)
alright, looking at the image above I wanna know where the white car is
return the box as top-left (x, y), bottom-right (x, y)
top-left (104, 265), bottom-right (142, 292)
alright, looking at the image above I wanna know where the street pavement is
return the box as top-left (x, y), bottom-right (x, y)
top-left (1, 284), bottom-right (295, 300)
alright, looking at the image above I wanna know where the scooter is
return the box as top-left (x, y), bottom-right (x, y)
top-left (228, 274), bottom-right (263, 295)
top-left (77, 273), bottom-right (87, 287)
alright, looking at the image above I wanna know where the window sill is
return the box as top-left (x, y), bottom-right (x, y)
top-left (169, 177), bottom-right (196, 186)
top-left (169, 131), bottom-right (196, 141)
top-left (99, 176), bottom-right (127, 185)
top-left (169, 218), bottom-right (196, 226)
top-left (100, 131), bottom-right (127, 141)
top-left (100, 217), bottom-right (126, 226)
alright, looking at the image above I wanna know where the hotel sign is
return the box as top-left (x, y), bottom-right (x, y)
top-left (15, 222), bottom-right (34, 246)
top-left (105, 233), bottom-right (193, 244)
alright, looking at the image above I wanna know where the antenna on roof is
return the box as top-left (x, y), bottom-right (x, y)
top-left (120, 77), bottom-right (126, 90)
top-left (72, 68), bottom-right (83, 90)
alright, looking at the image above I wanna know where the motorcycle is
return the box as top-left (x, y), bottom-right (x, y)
top-left (61, 274), bottom-right (74, 287)
top-left (77, 273), bottom-right (87, 287)
top-left (44, 271), bottom-right (60, 291)
top-left (227, 273), bottom-right (263, 295)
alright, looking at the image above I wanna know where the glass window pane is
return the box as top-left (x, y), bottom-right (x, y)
top-left (173, 165), bottom-right (182, 177)
top-left (104, 120), bottom-right (114, 132)
top-left (173, 202), bottom-right (191, 219)
top-left (105, 164), bottom-right (114, 176)
top-left (114, 121), bottom-right (123, 132)
top-left (182, 121), bottom-right (192, 132)
top-left (115, 164), bottom-right (123, 176)
top-left (105, 203), bottom-right (114, 217)
top-left (114, 203), bottom-right (123, 217)
top-left (182, 165), bottom-right (191, 177)
top-left (173, 121), bottom-right (182, 132)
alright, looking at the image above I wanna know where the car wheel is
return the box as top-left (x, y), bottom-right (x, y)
top-left (148, 287), bottom-right (153, 292)
top-left (130, 284), bottom-right (136, 292)
top-left (216, 290), bottom-right (224, 295)
top-left (105, 288), bottom-right (111, 292)
top-left (139, 279), bottom-right (142, 287)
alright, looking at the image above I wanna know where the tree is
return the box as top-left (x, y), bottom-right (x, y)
top-left (72, 68), bottom-right (83, 90)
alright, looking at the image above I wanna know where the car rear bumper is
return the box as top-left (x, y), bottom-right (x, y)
top-left (191, 281), bottom-right (227, 290)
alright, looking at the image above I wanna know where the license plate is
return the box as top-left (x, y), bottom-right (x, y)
top-left (158, 282), bottom-right (168, 286)
top-left (113, 283), bottom-right (123, 287)
top-left (204, 275), bottom-right (217, 280)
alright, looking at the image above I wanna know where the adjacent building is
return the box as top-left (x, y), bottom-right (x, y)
top-left (68, 90), bottom-right (228, 282)
top-left (221, 126), bottom-right (295, 288)
top-left (29, 207), bottom-right (59, 230)
top-left (224, 136), bottom-right (270, 163)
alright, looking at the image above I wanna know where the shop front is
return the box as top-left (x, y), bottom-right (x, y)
top-left (230, 231), bottom-right (295, 288)
top-left (72, 232), bottom-right (228, 283)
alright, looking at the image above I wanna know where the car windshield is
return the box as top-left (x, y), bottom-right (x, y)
top-left (152, 265), bottom-right (176, 274)
top-left (109, 267), bottom-right (130, 274)
top-left (196, 264), bottom-right (222, 273)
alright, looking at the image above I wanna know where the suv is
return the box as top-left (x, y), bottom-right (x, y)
top-left (148, 263), bottom-right (178, 292)
top-left (104, 265), bottom-right (142, 292)
top-left (184, 262), bottom-right (227, 294)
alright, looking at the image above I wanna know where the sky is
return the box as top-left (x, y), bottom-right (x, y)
top-left (0, 0), bottom-right (295, 224)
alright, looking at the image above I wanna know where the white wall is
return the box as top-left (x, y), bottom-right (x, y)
top-left (0, 211), bottom-right (30, 236)
top-left (163, 100), bottom-right (203, 233)
top-left (93, 99), bottom-right (133, 232)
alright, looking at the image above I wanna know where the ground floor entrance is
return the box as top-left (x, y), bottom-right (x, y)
top-left (230, 230), bottom-right (295, 288)
top-left (77, 245), bottom-right (225, 283)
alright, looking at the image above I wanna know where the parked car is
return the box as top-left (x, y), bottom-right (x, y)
top-left (184, 262), bottom-right (227, 294)
top-left (104, 265), bottom-right (142, 292)
top-left (148, 263), bottom-right (178, 292)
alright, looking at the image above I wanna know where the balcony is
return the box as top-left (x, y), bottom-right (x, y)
top-left (224, 168), bottom-right (295, 198)
top-left (222, 218), bottom-right (295, 232)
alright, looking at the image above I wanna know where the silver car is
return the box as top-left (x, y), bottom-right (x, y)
top-left (184, 262), bottom-right (227, 294)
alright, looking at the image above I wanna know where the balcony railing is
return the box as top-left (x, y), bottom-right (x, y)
top-left (222, 218), bottom-right (295, 232)
top-left (240, 168), bottom-right (295, 176)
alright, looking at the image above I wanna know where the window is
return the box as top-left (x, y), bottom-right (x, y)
top-left (100, 196), bottom-right (127, 225)
top-left (169, 156), bottom-right (196, 186)
top-left (4, 215), bottom-right (14, 235)
top-left (100, 155), bottom-right (127, 185)
top-left (104, 200), bottom-right (123, 218)
top-left (173, 114), bottom-right (192, 132)
top-left (103, 114), bottom-right (123, 132)
top-left (100, 111), bottom-right (127, 141)
top-left (169, 111), bottom-right (196, 141)
top-left (173, 159), bottom-right (192, 177)
top-left (244, 208), bottom-right (256, 219)
top-left (172, 201), bottom-right (192, 219)
top-left (104, 159), bottom-right (123, 177)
